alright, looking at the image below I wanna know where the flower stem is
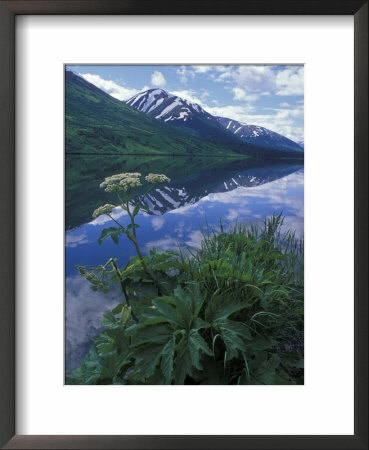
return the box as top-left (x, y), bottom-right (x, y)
top-left (108, 258), bottom-right (138, 322)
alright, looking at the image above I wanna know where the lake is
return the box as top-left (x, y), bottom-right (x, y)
top-left (65, 155), bottom-right (304, 372)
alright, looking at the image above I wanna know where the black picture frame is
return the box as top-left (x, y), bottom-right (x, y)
top-left (0, 1), bottom-right (367, 449)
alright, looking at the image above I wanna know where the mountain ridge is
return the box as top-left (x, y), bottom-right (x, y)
top-left (66, 71), bottom-right (303, 159)
top-left (65, 71), bottom-right (252, 158)
top-left (216, 116), bottom-right (303, 153)
top-left (126, 88), bottom-right (244, 145)
top-left (126, 87), bottom-right (303, 154)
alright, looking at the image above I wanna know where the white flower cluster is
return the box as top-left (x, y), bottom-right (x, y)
top-left (100, 172), bottom-right (142, 192)
top-left (145, 173), bottom-right (171, 184)
top-left (92, 204), bottom-right (115, 218)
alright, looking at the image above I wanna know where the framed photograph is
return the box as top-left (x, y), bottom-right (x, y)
top-left (64, 62), bottom-right (305, 387)
top-left (0, 1), bottom-right (367, 449)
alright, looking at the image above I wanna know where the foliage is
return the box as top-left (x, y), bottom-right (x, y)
top-left (68, 176), bottom-right (304, 385)
top-left (65, 70), bottom-right (253, 158)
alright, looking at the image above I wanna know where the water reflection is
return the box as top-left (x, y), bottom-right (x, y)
top-left (66, 154), bottom-right (302, 229)
top-left (65, 157), bottom-right (303, 371)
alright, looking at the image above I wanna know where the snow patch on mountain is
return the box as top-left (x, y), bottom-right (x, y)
top-left (216, 116), bottom-right (303, 153)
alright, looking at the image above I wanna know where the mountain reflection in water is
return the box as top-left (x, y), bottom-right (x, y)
top-left (65, 156), bottom-right (304, 372)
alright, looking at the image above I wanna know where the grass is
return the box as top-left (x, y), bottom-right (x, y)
top-left (67, 214), bottom-right (304, 385)
top-left (65, 71), bottom-right (254, 158)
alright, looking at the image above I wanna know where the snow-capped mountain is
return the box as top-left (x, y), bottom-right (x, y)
top-left (126, 88), bottom-right (303, 154)
top-left (216, 117), bottom-right (303, 153)
top-left (127, 88), bottom-right (211, 123)
top-left (126, 89), bottom-right (241, 144)
top-left (135, 162), bottom-right (303, 216)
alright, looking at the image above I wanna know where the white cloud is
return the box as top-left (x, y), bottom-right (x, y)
top-left (151, 70), bottom-right (166, 88)
top-left (234, 66), bottom-right (275, 91)
top-left (185, 230), bottom-right (203, 249)
top-left (276, 67), bottom-right (304, 96)
top-left (226, 208), bottom-right (251, 221)
top-left (290, 106), bottom-right (304, 118)
top-left (176, 66), bottom-right (195, 84)
top-left (81, 66), bottom-right (303, 143)
top-left (204, 105), bottom-right (249, 122)
top-left (66, 276), bottom-right (122, 370)
top-left (151, 216), bottom-right (165, 231)
top-left (191, 65), bottom-right (229, 77)
top-left (213, 71), bottom-right (233, 82)
top-left (171, 89), bottom-right (206, 107)
top-left (191, 65), bottom-right (211, 73)
top-left (231, 87), bottom-right (259, 102)
top-left (80, 73), bottom-right (139, 101)
top-left (212, 66), bottom-right (304, 97)
top-left (205, 104), bottom-right (304, 142)
top-left (65, 232), bottom-right (90, 248)
top-left (145, 236), bottom-right (178, 253)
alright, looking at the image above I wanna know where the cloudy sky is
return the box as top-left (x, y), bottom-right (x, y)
top-left (67, 64), bottom-right (304, 143)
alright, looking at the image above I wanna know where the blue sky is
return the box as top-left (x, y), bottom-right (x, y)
top-left (67, 65), bottom-right (304, 143)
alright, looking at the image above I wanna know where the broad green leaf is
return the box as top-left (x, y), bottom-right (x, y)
top-left (130, 323), bottom-right (172, 347)
top-left (152, 296), bottom-right (184, 327)
top-left (161, 337), bottom-right (175, 383)
top-left (281, 351), bottom-right (304, 368)
top-left (98, 227), bottom-right (122, 245)
top-left (250, 336), bottom-right (278, 351)
top-left (132, 343), bottom-right (165, 380)
top-left (216, 319), bottom-right (252, 361)
top-left (188, 329), bottom-right (213, 369)
top-left (205, 296), bottom-right (249, 322)
top-left (170, 286), bottom-right (195, 324)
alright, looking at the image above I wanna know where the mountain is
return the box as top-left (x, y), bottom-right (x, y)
top-left (66, 151), bottom-right (303, 229)
top-left (216, 117), bottom-right (303, 153)
top-left (297, 141), bottom-right (304, 149)
top-left (135, 161), bottom-right (303, 216)
top-left (126, 88), bottom-right (303, 154)
top-left (65, 71), bottom-right (248, 158)
top-left (126, 89), bottom-right (245, 144)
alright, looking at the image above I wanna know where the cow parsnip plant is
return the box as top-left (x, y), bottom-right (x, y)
top-left (67, 173), bottom-right (303, 385)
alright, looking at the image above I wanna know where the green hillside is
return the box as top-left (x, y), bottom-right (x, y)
top-left (65, 71), bottom-right (250, 157)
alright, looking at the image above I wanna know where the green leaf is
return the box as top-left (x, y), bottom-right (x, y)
top-left (281, 351), bottom-right (304, 368)
top-left (161, 337), bottom-right (175, 383)
top-left (132, 344), bottom-right (165, 380)
top-left (250, 336), bottom-right (278, 351)
top-left (188, 329), bottom-right (213, 368)
top-left (248, 352), bottom-right (282, 385)
top-left (102, 312), bottom-right (120, 329)
top-left (112, 302), bottom-right (125, 314)
top-left (119, 305), bottom-right (131, 326)
top-left (98, 227), bottom-right (122, 245)
top-left (130, 323), bottom-right (172, 347)
top-left (132, 205), bottom-right (140, 218)
top-left (217, 319), bottom-right (252, 361)
top-left (125, 230), bottom-right (136, 241)
top-left (134, 315), bottom-right (168, 329)
top-left (152, 296), bottom-right (184, 328)
top-left (173, 330), bottom-right (213, 384)
top-left (205, 296), bottom-right (250, 322)
top-left (127, 223), bottom-right (140, 230)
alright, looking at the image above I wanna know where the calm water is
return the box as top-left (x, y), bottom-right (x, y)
top-left (65, 156), bottom-right (304, 371)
